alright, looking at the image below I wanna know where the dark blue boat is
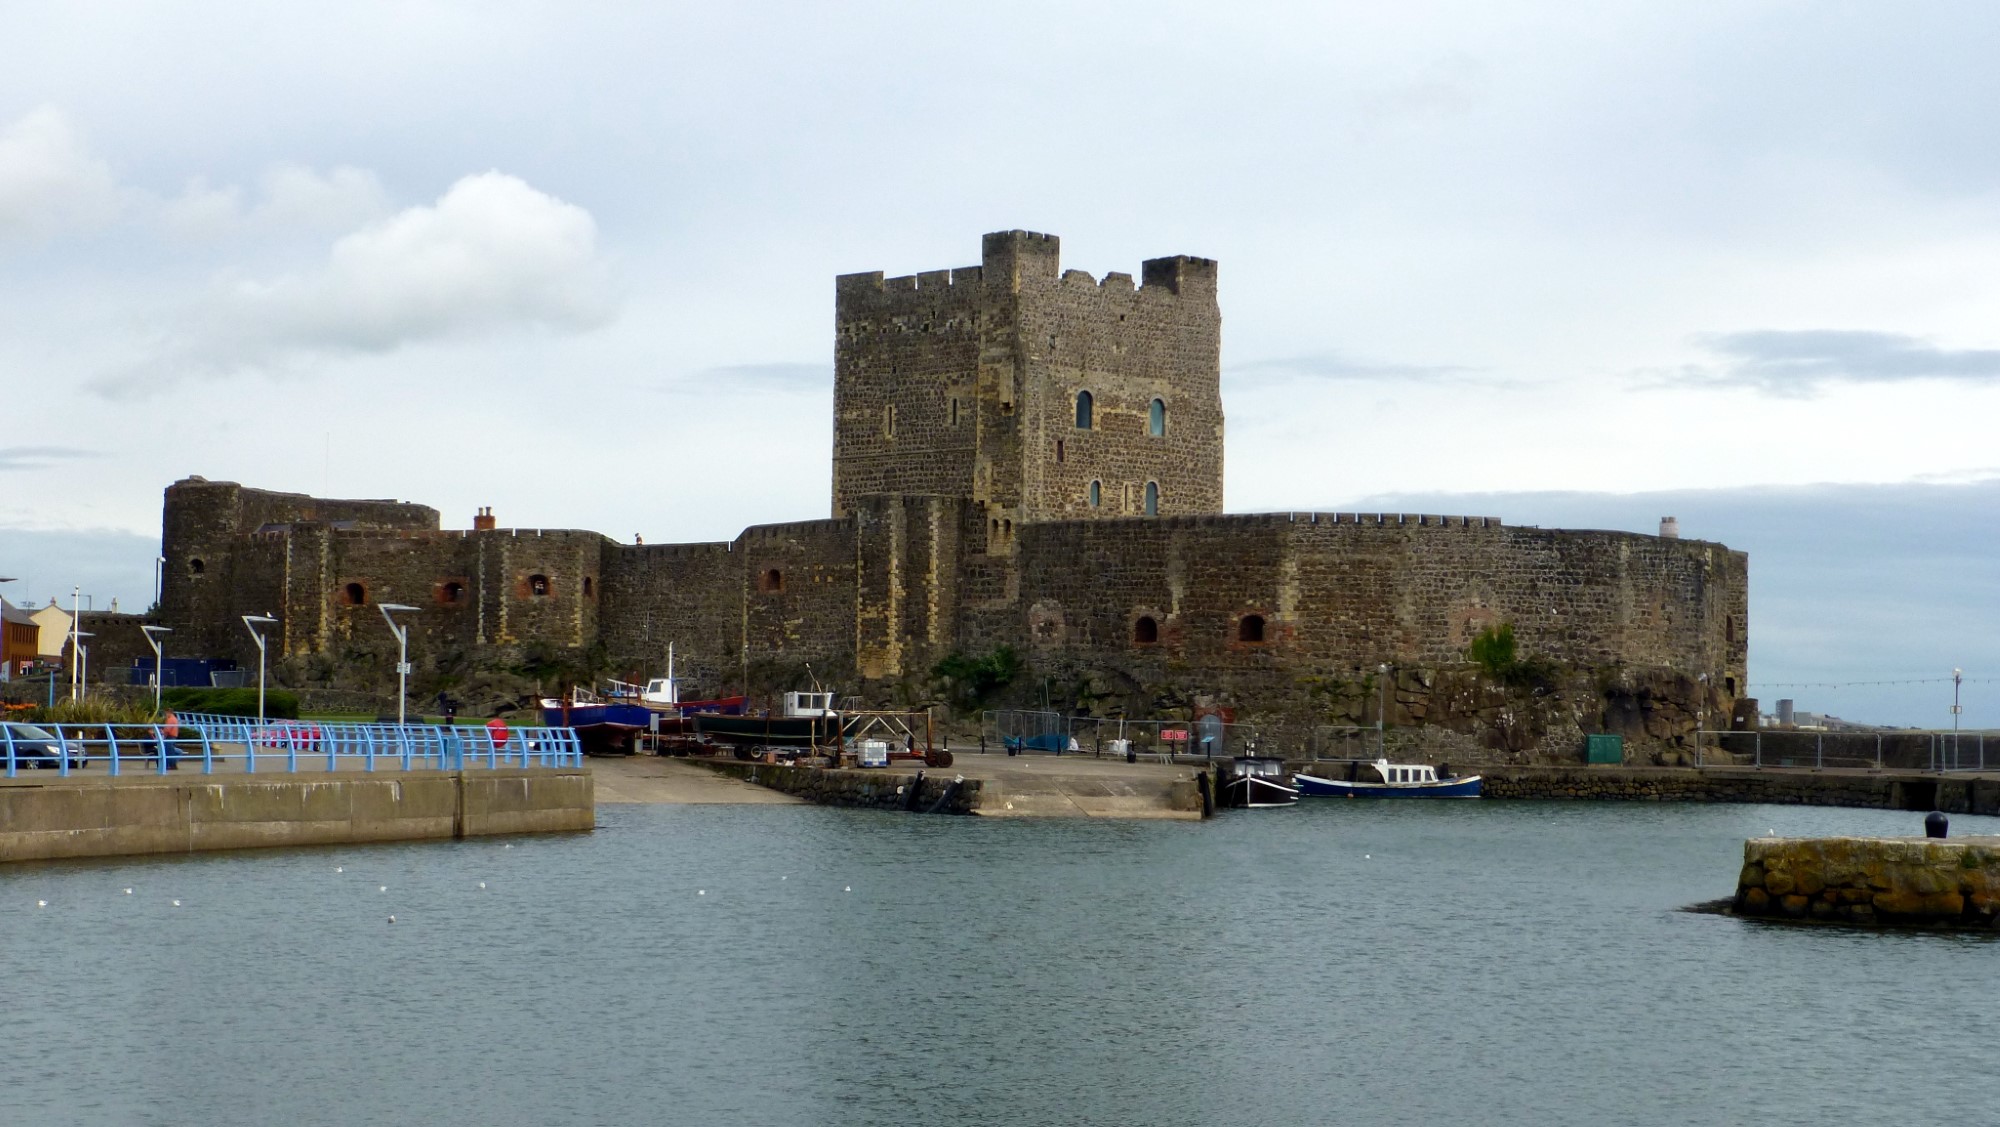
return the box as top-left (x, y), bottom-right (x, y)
top-left (1293, 759), bottom-right (1482, 798)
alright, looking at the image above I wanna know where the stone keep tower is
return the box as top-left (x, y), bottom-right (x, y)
top-left (832, 231), bottom-right (1224, 540)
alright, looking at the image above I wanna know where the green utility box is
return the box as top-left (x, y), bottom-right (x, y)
top-left (1585, 734), bottom-right (1624, 765)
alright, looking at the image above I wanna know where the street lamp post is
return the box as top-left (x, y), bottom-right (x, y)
top-left (241, 615), bottom-right (277, 724)
top-left (71, 632), bottom-right (94, 701)
top-left (1377, 662), bottom-right (1390, 757)
top-left (141, 625), bottom-right (172, 716)
top-left (377, 604), bottom-right (418, 727)
top-left (69, 585), bottom-right (80, 703)
top-left (1696, 673), bottom-right (1709, 768)
top-left (0, 578), bottom-right (15, 681)
top-left (1952, 668), bottom-right (1964, 768)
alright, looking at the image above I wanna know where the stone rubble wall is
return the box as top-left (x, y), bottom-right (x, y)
top-left (1734, 835), bottom-right (2000, 927)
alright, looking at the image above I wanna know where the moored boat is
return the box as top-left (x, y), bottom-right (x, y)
top-left (1293, 758), bottom-right (1481, 799)
top-left (1220, 755), bottom-right (1299, 808)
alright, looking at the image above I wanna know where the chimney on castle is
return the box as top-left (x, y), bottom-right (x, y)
top-left (473, 506), bottom-right (496, 531)
top-left (1659, 516), bottom-right (1680, 539)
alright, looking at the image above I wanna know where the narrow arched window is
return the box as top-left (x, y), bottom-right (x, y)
top-left (759, 568), bottom-right (784, 593)
top-left (1075, 390), bottom-right (1093, 429)
top-left (1088, 480), bottom-right (1101, 508)
top-left (1238, 614), bottom-right (1266, 643)
top-left (1149, 398), bottom-right (1166, 436)
top-left (1134, 616), bottom-right (1159, 644)
top-left (1144, 481), bottom-right (1159, 516)
top-left (883, 403), bottom-right (896, 439)
top-left (1055, 439), bottom-right (1065, 463)
top-left (582, 577), bottom-right (595, 598)
top-left (342, 582), bottom-right (367, 606)
top-left (950, 398), bottom-right (960, 426)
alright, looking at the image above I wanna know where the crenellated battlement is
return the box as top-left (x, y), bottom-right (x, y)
top-left (836, 229), bottom-right (1214, 318)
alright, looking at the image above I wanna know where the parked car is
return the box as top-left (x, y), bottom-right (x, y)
top-left (0, 723), bottom-right (88, 769)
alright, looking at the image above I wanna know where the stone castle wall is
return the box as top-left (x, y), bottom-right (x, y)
top-left (152, 229), bottom-right (1747, 757)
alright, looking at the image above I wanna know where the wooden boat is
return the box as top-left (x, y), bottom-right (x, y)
top-left (1220, 755), bottom-right (1299, 808)
top-left (539, 690), bottom-right (654, 755)
top-left (693, 691), bottom-right (841, 751)
top-left (1293, 758), bottom-right (1482, 799)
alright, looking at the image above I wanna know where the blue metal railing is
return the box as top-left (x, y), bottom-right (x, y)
top-left (0, 714), bottom-right (583, 778)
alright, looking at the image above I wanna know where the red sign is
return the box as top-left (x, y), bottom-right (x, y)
top-left (1160, 728), bottom-right (1189, 742)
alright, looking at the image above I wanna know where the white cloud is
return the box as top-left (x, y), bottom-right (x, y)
top-left (160, 164), bottom-right (391, 240)
top-left (95, 171), bottom-right (613, 395)
top-left (0, 106), bottom-right (123, 239)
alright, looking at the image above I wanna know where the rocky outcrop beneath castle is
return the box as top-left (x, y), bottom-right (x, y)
top-left (1734, 836), bottom-right (2000, 927)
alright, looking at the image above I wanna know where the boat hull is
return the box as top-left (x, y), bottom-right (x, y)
top-left (1293, 773), bottom-right (1482, 799)
top-left (693, 713), bottom-right (841, 748)
top-left (1222, 775), bottom-right (1300, 808)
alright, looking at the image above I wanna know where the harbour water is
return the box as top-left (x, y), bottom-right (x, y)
top-left (7, 800), bottom-right (1998, 1126)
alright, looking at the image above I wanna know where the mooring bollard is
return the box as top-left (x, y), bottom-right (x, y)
top-left (1925, 810), bottom-right (1948, 839)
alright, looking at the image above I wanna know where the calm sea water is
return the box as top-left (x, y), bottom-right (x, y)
top-left (4, 799), bottom-right (1998, 1127)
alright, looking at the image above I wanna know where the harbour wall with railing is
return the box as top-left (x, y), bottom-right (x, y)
top-left (0, 717), bottom-right (593, 863)
top-left (1480, 765), bottom-right (2000, 814)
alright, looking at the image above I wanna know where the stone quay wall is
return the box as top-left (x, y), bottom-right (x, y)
top-left (698, 761), bottom-right (980, 815)
top-left (0, 769), bottom-right (593, 863)
top-left (1734, 836), bottom-right (2000, 927)
top-left (1481, 766), bottom-right (2000, 814)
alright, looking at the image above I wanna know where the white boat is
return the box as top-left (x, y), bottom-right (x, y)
top-left (1293, 759), bottom-right (1481, 799)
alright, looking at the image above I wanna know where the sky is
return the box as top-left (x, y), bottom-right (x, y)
top-left (2, 2), bottom-right (1995, 726)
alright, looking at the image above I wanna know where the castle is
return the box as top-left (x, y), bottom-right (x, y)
top-left (158, 230), bottom-right (1748, 755)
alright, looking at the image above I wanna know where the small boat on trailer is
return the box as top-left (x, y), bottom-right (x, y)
top-left (1220, 755), bottom-right (1299, 808)
top-left (1293, 759), bottom-right (1481, 799)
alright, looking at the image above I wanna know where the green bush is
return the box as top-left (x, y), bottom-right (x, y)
top-left (160, 687), bottom-right (300, 719)
top-left (1468, 622), bottom-right (1561, 692)
top-left (930, 646), bottom-right (1024, 712)
top-left (1468, 623), bottom-right (1517, 677)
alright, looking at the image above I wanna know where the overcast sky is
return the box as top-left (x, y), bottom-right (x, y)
top-left (2, 2), bottom-right (1995, 725)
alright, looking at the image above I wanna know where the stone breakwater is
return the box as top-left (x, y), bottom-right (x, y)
top-left (1733, 836), bottom-right (2000, 927)
top-left (1481, 766), bottom-right (2000, 814)
top-left (697, 762), bottom-right (981, 814)
top-left (0, 770), bottom-right (594, 863)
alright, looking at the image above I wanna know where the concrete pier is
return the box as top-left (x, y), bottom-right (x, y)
top-left (0, 769), bottom-right (593, 863)
top-left (688, 755), bottom-right (1208, 819)
top-left (1733, 835), bottom-right (2000, 927)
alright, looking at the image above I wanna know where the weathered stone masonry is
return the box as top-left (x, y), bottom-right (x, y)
top-left (157, 230), bottom-right (1747, 756)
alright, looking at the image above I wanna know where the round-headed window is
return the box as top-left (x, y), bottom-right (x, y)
top-left (1134, 616), bottom-right (1159, 644)
top-left (1144, 481), bottom-right (1159, 516)
top-left (1238, 614), bottom-right (1266, 643)
top-left (1075, 390), bottom-right (1093, 429)
top-left (1088, 480), bottom-right (1101, 508)
top-left (342, 582), bottom-right (368, 606)
top-left (1149, 398), bottom-right (1166, 436)
top-left (528, 574), bottom-right (550, 597)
